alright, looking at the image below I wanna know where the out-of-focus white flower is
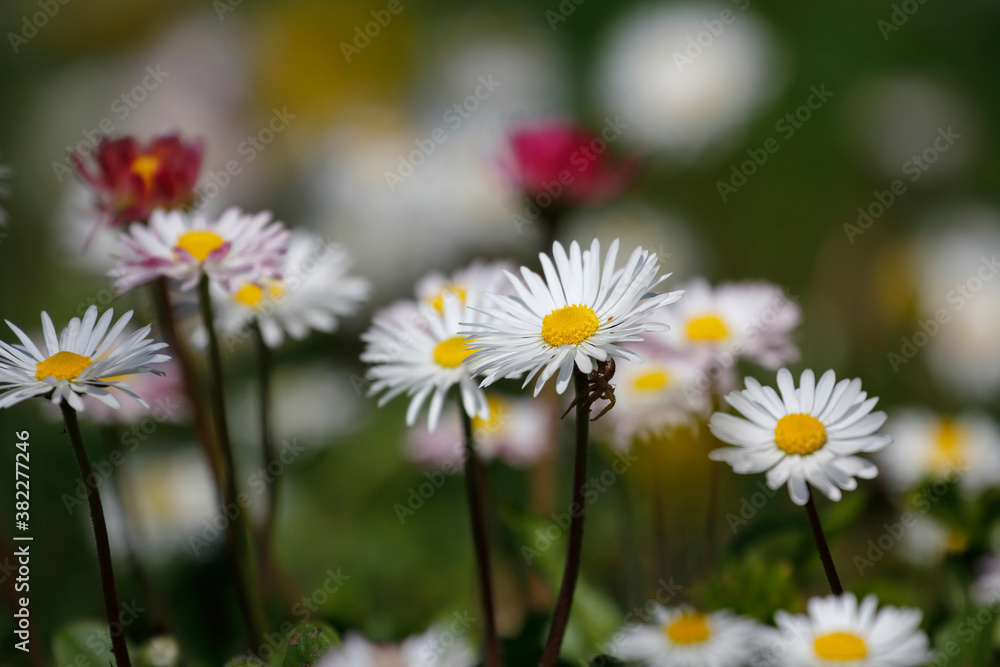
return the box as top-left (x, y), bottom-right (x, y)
top-left (910, 209), bottom-right (1000, 398)
top-left (771, 593), bottom-right (930, 666)
top-left (317, 627), bottom-right (474, 667)
top-left (877, 408), bottom-right (1000, 495)
top-left (898, 515), bottom-right (967, 568)
top-left (614, 604), bottom-right (768, 667)
top-left (596, 2), bottom-right (782, 157)
top-left (116, 448), bottom-right (220, 564)
top-left (211, 231), bottom-right (370, 348)
top-left (597, 348), bottom-right (711, 449)
top-left (972, 556), bottom-right (1000, 607)
top-left (843, 76), bottom-right (977, 183)
top-left (654, 277), bottom-right (800, 371)
top-left (407, 395), bottom-right (553, 468)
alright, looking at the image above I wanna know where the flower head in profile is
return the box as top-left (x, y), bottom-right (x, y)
top-left (71, 133), bottom-right (203, 228)
top-left (112, 207), bottom-right (288, 294)
top-left (0, 306), bottom-right (170, 412)
top-left (317, 627), bottom-right (474, 667)
top-left (709, 368), bottom-right (891, 505)
top-left (768, 593), bottom-right (930, 667)
top-left (504, 121), bottom-right (638, 207)
top-left (361, 261), bottom-right (512, 432)
top-left (654, 278), bottom-right (800, 371)
top-left (614, 604), bottom-right (768, 667)
top-left (212, 231), bottom-right (370, 348)
top-left (464, 239), bottom-right (681, 396)
top-left (877, 408), bottom-right (1000, 495)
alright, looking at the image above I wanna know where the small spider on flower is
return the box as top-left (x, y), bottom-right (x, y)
top-left (562, 357), bottom-right (617, 421)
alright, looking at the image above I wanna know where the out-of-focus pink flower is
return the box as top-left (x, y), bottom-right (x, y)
top-left (504, 121), bottom-right (638, 207)
top-left (71, 133), bottom-right (203, 228)
top-left (406, 396), bottom-right (553, 469)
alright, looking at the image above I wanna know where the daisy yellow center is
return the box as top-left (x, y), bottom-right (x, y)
top-left (433, 336), bottom-right (476, 368)
top-left (929, 419), bottom-right (965, 473)
top-left (774, 413), bottom-right (827, 455)
top-left (541, 304), bottom-right (599, 347)
top-left (686, 314), bottom-right (729, 342)
top-left (430, 285), bottom-right (467, 314)
top-left (664, 612), bottom-right (711, 645)
top-left (35, 351), bottom-right (93, 382)
top-left (176, 231), bottom-right (225, 262)
top-left (130, 154), bottom-right (160, 189)
top-left (813, 632), bottom-right (868, 660)
top-left (234, 281), bottom-right (285, 309)
top-left (472, 396), bottom-right (508, 436)
top-left (632, 369), bottom-right (672, 392)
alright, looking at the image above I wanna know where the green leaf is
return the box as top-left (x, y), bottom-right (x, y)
top-left (52, 620), bottom-right (134, 667)
top-left (278, 621), bottom-right (341, 666)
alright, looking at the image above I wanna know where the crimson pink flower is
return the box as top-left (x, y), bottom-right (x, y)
top-left (71, 133), bottom-right (203, 228)
top-left (505, 121), bottom-right (638, 207)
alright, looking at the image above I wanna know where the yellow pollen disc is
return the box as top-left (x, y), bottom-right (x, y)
top-left (472, 396), bottom-right (508, 437)
top-left (664, 612), bottom-right (711, 645)
top-left (130, 154), bottom-right (161, 189)
top-left (433, 336), bottom-right (477, 368)
top-left (686, 314), bottom-right (729, 342)
top-left (430, 285), bottom-right (467, 314)
top-left (541, 304), bottom-right (599, 347)
top-left (176, 231), bottom-right (225, 262)
top-left (234, 281), bottom-right (285, 310)
top-left (946, 530), bottom-right (968, 554)
top-left (632, 369), bottom-right (672, 392)
top-left (774, 413), bottom-right (827, 455)
top-left (929, 419), bottom-right (965, 473)
top-left (813, 632), bottom-right (868, 660)
top-left (35, 351), bottom-right (93, 382)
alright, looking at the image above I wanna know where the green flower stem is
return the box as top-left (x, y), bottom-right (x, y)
top-left (459, 411), bottom-right (501, 667)
top-left (805, 491), bottom-right (843, 595)
top-left (540, 371), bottom-right (590, 667)
top-left (60, 403), bottom-right (132, 667)
top-left (197, 274), bottom-right (270, 642)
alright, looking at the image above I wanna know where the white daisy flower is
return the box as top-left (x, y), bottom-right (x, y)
top-left (210, 231), bottom-right (370, 348)
top-left (464, 239), bottom-right (681, 396)
top-left (768, 593), bottom-right (930, 667)
top-left (317, 627), bottom-right (474, 667)
top-left (877, 409), bottom-right (1000, 495)
top-left (598, 348), bottom-right (712, 449)
top-left (0, 306), bottom-right (170, 412)
top-left (111, 207), bottom-right (288, 294)
top-left (361, 261), bottom-right (512, 432)
top-left (897, 515), bottom-right (967, 568)
top-left (614, 604), bottom-right (767, 667)
top-left (655, 278), bottom-right (800, 371)
top-left (708, 368), bottom-right (892, 506)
